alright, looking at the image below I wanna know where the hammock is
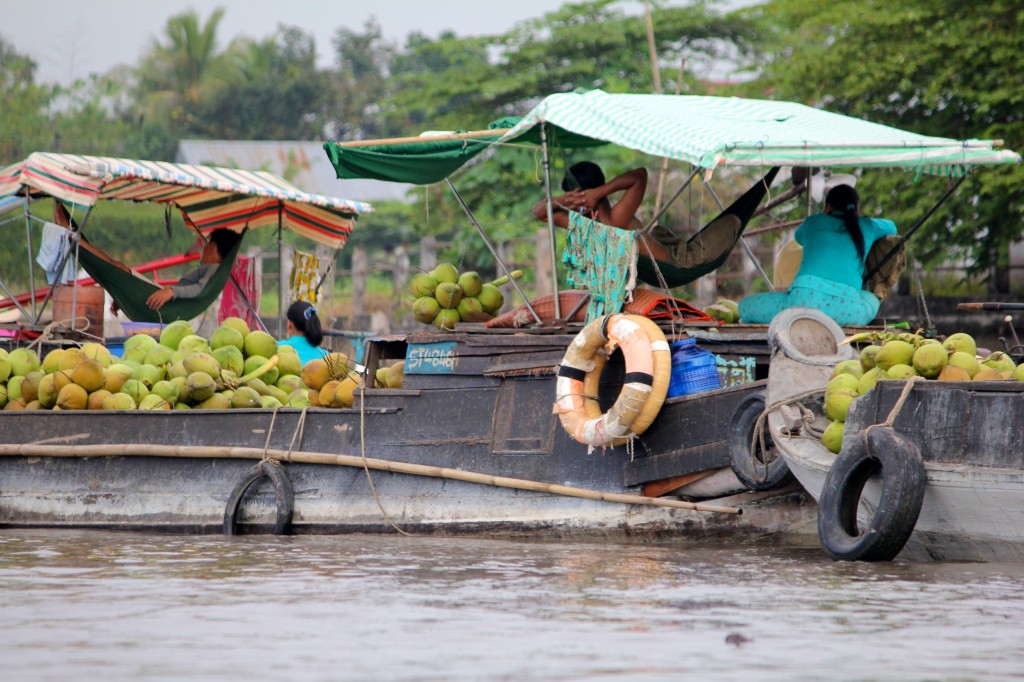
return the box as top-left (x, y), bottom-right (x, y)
top-left (75, 234), bottom-right (245, 324)
top-left (636, 167), bottom-right (779, 288)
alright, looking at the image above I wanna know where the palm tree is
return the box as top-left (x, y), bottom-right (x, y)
top-left (133, 7), bottom-right (245, 129)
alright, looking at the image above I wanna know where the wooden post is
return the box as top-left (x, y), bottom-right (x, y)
top-left (351, 246), bottom-right (367, 323)
top-left (535, 227), bottom-right (553, 298)
top-left (420, 235), bottom-right (437, 273)
top-left (393, 245), bottom-right (409, 303)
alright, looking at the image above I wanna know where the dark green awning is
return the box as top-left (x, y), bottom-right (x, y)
top-left (323, 116), bottom-right (607, 185)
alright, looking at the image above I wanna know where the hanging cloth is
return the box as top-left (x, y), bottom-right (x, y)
top-left (562, 211), bottom-right (637, 323)
top-left (36, 222), bottom-right (76, 284)
top-left (75, 232), bottom-right (246, 323)
top-left (218, 254), bottom-right (261, 329)
top-left (290, 249), bottom-right (322, 305)
top-left (636, 167), bottom-right (779, 288)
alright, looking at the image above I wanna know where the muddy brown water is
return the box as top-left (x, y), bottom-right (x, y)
top-left (2, 530), bottom-right (1023, 681)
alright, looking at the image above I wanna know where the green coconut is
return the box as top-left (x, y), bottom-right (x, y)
top-left (8, 348), bottom-right (40, 376)
top-left (821, 420), bottom-right (845, 454)
top-left (144, 344), bottom-right (176, 368)
top-left (857, 367), bottom-right (885, 395)
top-left (942, 332), bottom-right (977, 357)
top-left (159, 320), bottom-right (194, 350)
top-left (431, 262), bottom-right (459, 284)
top-left (186, 372), bottom-right (217, 402)
top-left (151, 380), bottom-right (180, 405)
top-left (177, 335), bottom-right (211, 355)
top-left (981, 351), bottom-right (1017, 373)
top-left (131, 363), bottom-right (164, 388)
top-left (276, 374), bottom-right (305, 394)
top-left (38, 372), bottom-right (72, 408)
top-left (434, 308), bottom-right (461, 331)
top-left (230, 386), bottom-right (262, 409)
top-left (947, 351), bottom-right (980, 378)
top-left (860, 345), bottom-right (881, 372)
top-left (80, 342), bottom-right (112, 368)
top-left (20, 370), bottom-right (43, 403)
top-left (102, 365), bottom-right (133, 393)
top-left (210, 325), bottom-right (245, 352)
top-left (220, 316), bottom-right (251, 338)
top-left (477, 284), bottom-right (504, 313)
top-left (831, 359), bottom-right (864, 381)
top-left (138, 394), bottom-right (172, 410)
top-left (244, 377), bottom-right (270, 396)
top-left (0, 384), bottom-right (7, 409)
top-left (119, 379), bottom-right (150, 404)
top-left (874, 339), bottom-right (915, 372)
top-left (457, 271), bottom-right (484, 298)
top-left (212, 346), bottom-right (244, 376)
top-left (413, 296), bottom-right (441, 324)
top-left (41, 348), bottom-right (65, 374)
top-left (826, 373), bottom-right (860, 395)
top-left (1011, 364), bottom-right (1024, 382)
top-left (102, 392), bottom-right (137, 410)
top-left (435, 282), bottom-right (463, 309)
top-left (456, 296), bottom-right (485, 321)
top-left (0, 357), bottom-right (10, 385)
top-left (823, 382), bottom-right (856, 419)
top-left (912, 343), bottom-right (947, 379)
top-left (197, 393), bottom-right (232, 410)
top-left (276, 351), bottom-right (302, 378)
top-left (243, 355), bottom-right (279, 385)
top-left (409, 273), bottom-right (439, 298)
top-left (261, 396), bottom-right (283, 409)
top-left (183, 352), bottom-right (221, 378)
top-left (243, 330), bottom-right (278, 359)
top-left (886, 363), bottom-right (919, 380)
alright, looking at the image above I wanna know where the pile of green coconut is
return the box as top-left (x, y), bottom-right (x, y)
top-left (0, 317), bottom-right (311, 411)
top-left (821, 331), bottom-right (1023, 453)
top-left (409, 262), bottom-right (521, 330)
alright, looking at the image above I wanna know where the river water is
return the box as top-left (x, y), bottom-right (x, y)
top-left (2, 530), bottom-right (1023, 682)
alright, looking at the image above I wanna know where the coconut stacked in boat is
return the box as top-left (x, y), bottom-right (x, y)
top-left (0, 317), bottom-right (310, 411)
top-left (820, 331), bottom-right (1023, 453)
top-left (409, 262), bottom-right (521, 330)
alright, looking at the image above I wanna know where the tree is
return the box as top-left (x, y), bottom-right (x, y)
top-left (742, 0), bottom-right (1024, 288)
top-left (0, 36), bottom-right (51, 160)
top-left (132, 7), bottom-right (245, 133)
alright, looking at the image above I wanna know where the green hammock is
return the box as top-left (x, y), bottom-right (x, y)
top-left (75, 235), bottom-right (245, 324)
top-left (636, 167), bottom-right (779, 288)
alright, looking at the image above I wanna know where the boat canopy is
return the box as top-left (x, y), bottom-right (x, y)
top-left (324, 89), bottom-right (1020, 184)
top-left (0, 152), bottom-right (374, 249)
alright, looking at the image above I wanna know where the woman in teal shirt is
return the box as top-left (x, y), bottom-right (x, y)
top-left (279, 301), bottom-right (329, 366)
top-left (739, 184), bottom-right (897, 326)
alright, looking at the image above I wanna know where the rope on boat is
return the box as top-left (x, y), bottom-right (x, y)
top-left (0, 442), bottom-right (741, 515)
top-left (751, 388), bottom-right (827, 479)
top-left (358, 387), bottom-right (412, 535)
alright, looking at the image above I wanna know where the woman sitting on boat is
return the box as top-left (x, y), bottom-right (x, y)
top-left (737, 184), bottom-right (897, 327)
top-left (279, 301), bottom-right (329, 365)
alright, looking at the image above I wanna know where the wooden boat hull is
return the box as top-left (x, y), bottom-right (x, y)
top-left (765, 308), bottom-right (1024, 561)
top-left (0, 328), bottom-right (815, 543)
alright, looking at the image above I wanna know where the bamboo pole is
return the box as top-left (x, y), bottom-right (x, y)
top-left (0, 443), bottom-right (741, 515)
top-left (335, 129), bottom-right (514, 148)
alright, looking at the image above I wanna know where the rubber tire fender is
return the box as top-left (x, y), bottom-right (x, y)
top-left (728, 389), bottom-right (794, 491)
top-left (817, 427), bottom-right (926, 561)
top-left (223, 460), bottom-right (295, 536)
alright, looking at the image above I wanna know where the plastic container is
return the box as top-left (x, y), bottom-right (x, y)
top-left (667, 337), bottom-right (721, 398)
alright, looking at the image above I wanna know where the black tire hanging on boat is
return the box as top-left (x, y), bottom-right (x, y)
top-left (817, 427), bottom-right (926, 562)
top-left (223, 461), bottom-right (294, 536)
top-left (728, 390), bottom-right (794, 491)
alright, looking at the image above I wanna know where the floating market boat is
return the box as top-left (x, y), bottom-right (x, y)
top-left (764, 307), bottom-right (1024, 562)
top-left (0, 92), bottom-right (1018, 549)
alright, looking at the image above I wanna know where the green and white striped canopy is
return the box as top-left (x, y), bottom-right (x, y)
top-left (503, 90), bottom-right (1019, 173)
top-left (324, 90), bottom-right (1019, 184)
top-left (1, 152), bottom-right (374, 248)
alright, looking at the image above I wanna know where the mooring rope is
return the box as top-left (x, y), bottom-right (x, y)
top-left (358, 386), bottom-right (411, 536)
top-left (751, 387), bottom-right (827, 480)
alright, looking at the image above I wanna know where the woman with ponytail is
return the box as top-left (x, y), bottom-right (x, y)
top-left (738, 184), bottom-right (897, 326)
top-left (279, 301), bottom-right (329, 365)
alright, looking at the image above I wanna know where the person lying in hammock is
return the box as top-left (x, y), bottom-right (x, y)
top-left (530, 161), bottom-right (762, 277)
top-left (52, 201), bottom-right (242, 312)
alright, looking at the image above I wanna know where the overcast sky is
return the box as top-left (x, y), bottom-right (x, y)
top-left (4, 0), bottom-right (730, 86)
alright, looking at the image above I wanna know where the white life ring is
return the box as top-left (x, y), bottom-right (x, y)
top-left (554, 313), bottom-right (670, 447)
